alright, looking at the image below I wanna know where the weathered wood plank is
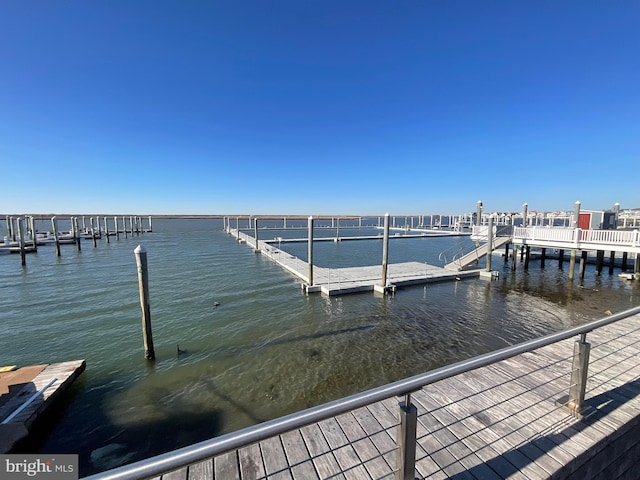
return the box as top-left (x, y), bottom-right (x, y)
top-left (188, 459), bottom-right (213, 480)
top-left (260, 436), bottom-right (293, 480)
top-left (280, 430), bottom-right (319, 480)
top-left (335, 412), bottom-right (394, 479)
top-left (299, 423), bottom-right (346, 480)
top-left (317, 417), bottom-right (371, 479)
top-left (162, 467), bottom-right (188, 480)
top-left (213, 451), bottom-right (239, 480)
top-left (238, 443), bottom-right (265, 480)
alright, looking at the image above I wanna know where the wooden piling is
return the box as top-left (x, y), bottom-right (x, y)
top-left (73, 217), bottom-right (81, 251)
top-left (485, 217), bottom-right (493, 272)
top-left (595, 250), bottom-right (604, 276)
top-left (104, 217), bottom-right (110, 244)
top-left (90, 218), bottom-right (97, 247)
top-left (29, 216), bottom-right (37, 250)
top-left (114, 217), bottom-right (120, 240)
top-left (123, 216), bottom-right (128, 239)
top-left (622, 252), bottom-right (628, 271)
top-left (558, 249), bottom-right (565, 269)
top-left (51, 216), bottom-right (61, 256)
top-left (511, 245), bottom-right (517, 271)
top-left (253, 218), bottom-right (260, 252)
top-left (579, 251), bottom-right (587, 280)
top-left (381, 213), bottom-right (390, 286)
top-left (609, 251), bottom-right (615, 275)
top-left (307, 216), bottom-right (314, 286)
top-left (541, 248), bottom-right (546, 269)
top-left (17, 217), bottom-right (26, 266)
top-left (524, 245), bottom-right (531, 270)
top-left (134, 245), bottom-right (155, 360)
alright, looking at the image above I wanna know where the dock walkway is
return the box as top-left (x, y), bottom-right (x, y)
top-left (230, 229), bottom-right (481, 295)
top-left (0, 360), bottom-right (86, 452)
top-left (87, 311), bottom-right (640, 480)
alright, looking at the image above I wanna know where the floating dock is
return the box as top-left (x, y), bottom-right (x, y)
top-left (0, 360), bottom-right (86, 453)
top-left (230, 229), bottom-right (483, 295)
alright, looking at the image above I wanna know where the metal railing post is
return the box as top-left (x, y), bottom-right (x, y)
top-left (396, 393), bottom-right (417, 480)
top-left (557, 333), bottom-right (592, 419)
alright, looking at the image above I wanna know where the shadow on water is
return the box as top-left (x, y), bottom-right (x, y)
top-left (195, 324), bottom-right (376, 360)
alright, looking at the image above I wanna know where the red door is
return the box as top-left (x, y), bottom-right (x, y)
top-left (578, 213), bottom-right (591, 230)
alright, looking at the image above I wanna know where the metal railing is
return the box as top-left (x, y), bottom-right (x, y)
top-left (83, 305), bottom-right (640, 480)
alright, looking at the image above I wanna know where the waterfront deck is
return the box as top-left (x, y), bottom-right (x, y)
top-left (0, 360), bottom-right (86, 452)
top-left (86, 310), bottom-right (640, 480)
top-left (230, 229), bottom-right (481, 295)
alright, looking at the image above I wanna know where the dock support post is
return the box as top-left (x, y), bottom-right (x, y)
top-left (29, 216), bottom-right (37, 250)
top-left (486, 217), bottom-right (494, 272)
top-left (17, 217), bottom-right (26, 266)
top-left (123, 216), bottom-right (127, 239)
top-left (570, 201), bottom-right (581, 279)
top-left (609, 251), bottom-right (615, 275)
top-left (396, 393), bottom-right (417, 480)
top-left (541, 248), bottom-right (546, 269)
top-left (148, 215), bottom-right (152, 233)
top-left (134, 245), bottom-right (155, 361)
top-left (253, 218), bottom-right (260, 252)
top-left (5, 216), bottom-right (11, 241)
top-left (622, 252), bottom-right (628, 271)
top-left (524, 245), bottom-right (530, 270)
top-left (557, 333), bottom-right (591, 418)
top-left (335, 218), bottom-right (340, 241)
top-left (104, 217), bottom-right (110, 244)
top-left (558, 249), bottom-right (565, 269)
top-left (504, 242), bottom-right (510, 263)
top-left (307, 216), bottom-right (314, 286)
top-left (51, 216), bottom-right (61, 256)
top-left (381, 213), bottom-right (390, 287)
top-left (90, 218), bottom-right (97, 247)
top-left (74, 217), bottom-right (81, 251)
top-left (569, 250), bottom-right (576, 280)
top-left (595, 250), bottom-right (604, 276)
top-left (114, 217), bottom-right (120, 240)
top-left (511, 245), bottom-right (517, 271)
top-left (579, 251), bottom-right (587, 281)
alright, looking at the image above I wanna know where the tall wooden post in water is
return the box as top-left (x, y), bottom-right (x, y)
top-left (73, 217), bottom-right (81, 251)
top-left (381, 213), bottom-right (390, 287)
top-left (569, 201), bottom-right (581, 280)
top-left (17, 217), bottom-right (26, 266)
top-left (51, 216), bottom-right (61, 256)
top-left (253, 218), bottom-right (260, 253)
top-left (134, 245), bottom-right (155, 360)
top-left (486, 217), bottom-right (494, 272)
top-left (307, 216), bottom-right (314, 286)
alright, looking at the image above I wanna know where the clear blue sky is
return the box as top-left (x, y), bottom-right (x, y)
top-left (1, 1), bottom-right (638, 215)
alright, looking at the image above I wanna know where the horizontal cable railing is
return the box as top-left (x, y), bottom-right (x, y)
top-left (83, 305), bottom-right (640, 480)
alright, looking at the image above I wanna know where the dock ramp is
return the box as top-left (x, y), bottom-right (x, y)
top-left (445, 236), bottom-right (511, 271)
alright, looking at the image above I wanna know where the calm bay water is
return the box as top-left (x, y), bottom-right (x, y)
top-left (1, 218), bottom-right (639, 475)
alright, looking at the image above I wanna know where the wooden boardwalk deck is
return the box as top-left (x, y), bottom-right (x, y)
top-left (230, 229), bottom-right (481, 295)
top-left (147, 312), bottom-right (640, 480)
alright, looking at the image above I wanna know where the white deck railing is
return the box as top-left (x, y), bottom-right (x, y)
top-left (472, 226), bottom-right (640, 253)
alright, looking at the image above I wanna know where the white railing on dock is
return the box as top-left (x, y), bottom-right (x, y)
top-left (472, 225), bottom-right (640, 253)
top-left (82, 306), bottom-right (640, 480)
